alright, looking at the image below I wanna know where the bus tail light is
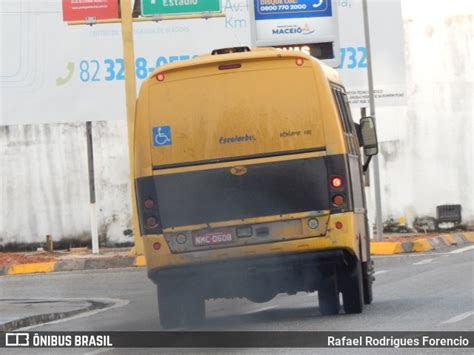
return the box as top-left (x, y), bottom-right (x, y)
top-left (144, 199), bottom-right (155, 209)
top-left (153, 242), bottom-right (161, 250)
top-left (327, 156), bottom-right (351, 213)
top-left (295, 57), bottom-right (305, 66)
top-left (156, 73), bottom-right (165, 81)
top-left (332, 194), bottom-right (345, 206)
top-left (335, 221), bottom-right (343, 230)
top-left (136, 176), bottom-right (163, 235)
top-left (146, 216), bottom-right (159, 229)
top-left (330, 176), bottom-right (343, 189)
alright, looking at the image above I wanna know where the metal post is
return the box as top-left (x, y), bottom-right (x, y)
top-left (248, 0), bottom-right (258, 47)
top-left (360, 107), bottom-right (370, 187)
top-left (86, 121), bottom-right (99, 253)
top-left (119, 0), bottom-right (143, 255)
top-left (362, 0), bottom-right (383, 241)
top-left (46, 235), bottom-right (54, 252)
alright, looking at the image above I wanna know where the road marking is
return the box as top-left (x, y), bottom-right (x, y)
top-left (373, 248), bottom-right (474, 259)
top-left (84, 349), bottom-right (111, 355)
top-left (372, 253), bottom-right (443, 258)
top-left (17, 298), bottom-right (130, 331)
top-left (442, 311), bottom-right (474, 324)
top-left (447, 245), bottom-right (474, 254)
top-left (374, 270), bottom-right (388, 275)
top-left (243, 305), bottom-right (277, 314)
top-left (413, 258), bottom-right (434, 265)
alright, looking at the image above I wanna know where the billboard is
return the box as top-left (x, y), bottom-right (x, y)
top-left (0, 0), bottom-right (249, 126)
top-left (336, 0), bottom-right (406, 107)
top-left (251, 0), bottom-right (340, 67)
top-left (254, 0), bottom-right (333, 20)
top-left (62, 0), bottom-right (119, 21)
top-left (0, 0), bottom-right (405, 126)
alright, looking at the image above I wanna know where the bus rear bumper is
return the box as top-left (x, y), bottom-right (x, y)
top-left (148, 249), bottom-right (356, 301)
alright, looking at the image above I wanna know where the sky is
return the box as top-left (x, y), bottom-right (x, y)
top-left (401, 0), bottom-right (474, 18)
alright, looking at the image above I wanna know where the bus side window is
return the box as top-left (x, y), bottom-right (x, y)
top-left (332, 87), bottom-right (359, 156)
top-left (342, 92), bottom-right (362, 149)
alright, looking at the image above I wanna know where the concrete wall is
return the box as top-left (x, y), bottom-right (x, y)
top-left (365, 1), bottom-right (473, 226)
top-left (0, 121), bottom-right (132, 245)
top-left (1, 0), bottom-right (473, 244)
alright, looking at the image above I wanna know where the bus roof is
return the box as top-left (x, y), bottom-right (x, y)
top-left (146, 47), bottom-right (342, 86)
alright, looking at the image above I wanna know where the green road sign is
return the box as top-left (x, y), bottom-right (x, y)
top-left (141, 0), bottom-right (221, 16)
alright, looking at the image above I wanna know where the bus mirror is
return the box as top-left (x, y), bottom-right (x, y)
top-left (360, 116), bottom-right (378, 156)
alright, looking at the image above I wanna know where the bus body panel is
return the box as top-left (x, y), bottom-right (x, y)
top-left (133, 49), bottom-right (373, 309)
top-left (147, 61), bottom-right (326, 169)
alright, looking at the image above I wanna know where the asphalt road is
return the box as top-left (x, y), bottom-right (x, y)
top-left (1, 245), bottom-right (473, 354)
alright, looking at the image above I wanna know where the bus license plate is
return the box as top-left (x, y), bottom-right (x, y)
top-left (192, 229), bottom-right (233, 246)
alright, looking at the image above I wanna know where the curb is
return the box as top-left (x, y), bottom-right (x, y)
top-left (370, 231), bottom-right (474, 255)
top-left (0, 300), bottom-right (111, 332)
top-left (463, 232), bottom-right (474, 242)
top-left (0, 256), bottom-right (139, 277)
top-left (6, 262), bottom-right (56, 276)
top-left (370, 242), bottom-right (402, 255)
top-left (133, 255), bottom-right (147, 267)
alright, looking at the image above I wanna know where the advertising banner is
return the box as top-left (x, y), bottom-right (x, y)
top-left (251, 0), bottom-right (339, 67)
top-left (254, 0), bottom-right (333, 20)
top-left (61, 0), bottom-right (119, 21)
top-left (335, 0), bottom-right (406, 107)
top-left (0, 0), bottom-right (249, 126)
top-left (0, 0), bottom-right (405, 126)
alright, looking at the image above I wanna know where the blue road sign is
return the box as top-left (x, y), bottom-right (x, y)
top-left (254, 0), bottom-right (332, 20)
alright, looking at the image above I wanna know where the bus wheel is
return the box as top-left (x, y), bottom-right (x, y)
top-left (157, 285), bottom-right (182, 328)
top-left (362, 259), bottom-right (374, 305)
top-left (318, 274), bottom-right (340, 315)
top-left (157, 283), bottom-right (206, 329)
top-left (157, 284), bottom-right (184, 328)
top-left (342, 261), bottom-right (364, 314)
top-left (184, 296), bottom-right (206, 325)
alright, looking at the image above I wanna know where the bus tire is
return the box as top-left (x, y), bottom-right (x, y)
top-left (184, 296), bottom-right (206, 325)
top-left (157, 284), bottom-right (206, 328)
top-left (157, 284), bottom-right (183, 329)
top-left (318, 274), bottom-right (340, 315)
top-left (342, 261), bottom-right (364, 314)
top-left (362, 259), bottom-right (374, 305)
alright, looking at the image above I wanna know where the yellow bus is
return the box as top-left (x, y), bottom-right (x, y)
top-left (133, 47), bottom-right (379, 328)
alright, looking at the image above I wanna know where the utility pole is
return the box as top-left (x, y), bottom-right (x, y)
top-left (362, 0), bottom-right (384, 241)
top-left (119, 0), bottom-right (142, 254)
top-left (86, 121), bottom-right (99, 253)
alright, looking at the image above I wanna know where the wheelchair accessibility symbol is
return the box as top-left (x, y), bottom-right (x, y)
top-left (152, 126), bottom-right (172, 147)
